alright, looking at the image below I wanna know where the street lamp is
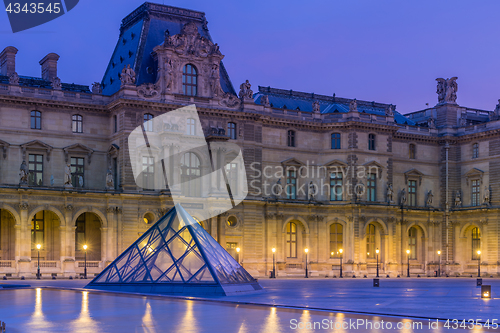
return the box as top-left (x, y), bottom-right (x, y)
top-left (271, 248), bottom-right (276, 278)
top-left (406, 249), bottom-right (410, 277)
top-left (304, 248), bottom-right (309, 278)
top-left (339, 249), bottom-right (343, 278)
top-left (236, 247), bottom-right (240, 265)
top-left (376, 248), bottom-right (380, 278)
top-left (83, 244), bottom-right (88, 279)
top-left (477, 250), bottom-right (481, 278)
top-left (36, 244), bottom-right (41, 280)
top-left (437, 250), bottom-right (441, 277)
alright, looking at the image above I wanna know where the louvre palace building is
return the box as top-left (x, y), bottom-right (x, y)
top-left (0, 2), bottom-right (499, 279)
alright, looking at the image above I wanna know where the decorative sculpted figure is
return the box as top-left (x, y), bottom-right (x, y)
top-left (387, 184), bottom-right (394, 203)
top-left (349, 99), bottom-right (358, 112)
top-left (64, 163), bottom-right (73, 187)
top-left (120, 65), bottom-right (136, 85)
top-left (308, 181), bottom-right (316, 201)
top-left (92, 82), bottom-right (102, 94)
top-left (385, 104), bottom-right (394, 116)
top-left (426, 190), bottom-right (433, 207)
top-left (261, 95), bottom-right (270, 107)
top-left (19, 160), bottom-right (29, 185)
top-left (484, 186), bottom-right (490, 205)
top-left (52, 77), bottom-right (62, 90)
top-left (312, 101), bottom-right (320, 113)
top-left (239, 80), bottom-right (253, 99)
top-left (490, 99), bottom-right (500, 121)
top-left (427, 116), bottom-right (436, 128)
top-left (436, 77), bottom-right (458, 104)
top-left (455, 190), bottom-right (462, 208)
top-left (106, 169), bottom-right (114, 189)
top-left (400, 188), bottom-right (407, 206)
top-left (9, 72), bottom-right (19, 85)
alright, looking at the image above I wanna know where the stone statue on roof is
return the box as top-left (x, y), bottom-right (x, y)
top-left (385, 104), bottom-right (394, 116)
top-left (312, 101), bottom-right (320, 113)
top-left (239, 80), bottom-right (253, 100)
top-left (427, 116), bottom-right (436, 128)
top-left (490, 99), bottom-right (500, 121)
top-left (9, 72), bottom-right (19, 85)
top-left (436, 77), bottom-right (458, 104)
top-left (349, 99), bottom-right (358, 112)
top-left (261, 95), bottom-right (270, 107)
top-left (121, 65), bottom-right (136, 85)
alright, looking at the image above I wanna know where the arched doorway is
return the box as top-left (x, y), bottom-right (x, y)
top-left (31, 210), bottom-right (61, 261)
top-left (407, 225), bottom-right (426, 274)
top-left (0, 209), bottom-right (16, 260)
top-left (75, 213), bottom-right (101, 261)
top-left (283, 220), bottom-right (307, 272)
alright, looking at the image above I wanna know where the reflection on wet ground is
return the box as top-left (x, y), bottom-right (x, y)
top-left (0, 288), bottom-right (491, 332)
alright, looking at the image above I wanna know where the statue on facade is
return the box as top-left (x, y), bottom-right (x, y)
top-left (400, 188), bottom-right (407, 206)
top-left (238, 80), bottom-right (253, 100)
top-left (261, 95), bottom-right (270, 107)
top-left (308, 181), bottom-right (316, 201)
top-left (64, 163), bottom-right (73, 187)
top-left (426, 190), bottom-right (433, 207)
top-left (385, 104), bottom-right (394, 116)
top-left (312, 101), bottom-right (320, 113)
top-left (427, 116), bottom-right (436, 128)
top-left (51, 77), bottom-right (62, 90)
top-left (436, 77), bottom-right (458, 104)
top-left (50, 175), bottom-right (54, 186)
top-left (92, 82), bottom-right (102, 94)
top-left (120, 64), bottom-right (136, 85)
top-left (386, 183), bottom-right (394, 203)
top-left (349, 99), bottom-right (357, 112)
top-left (209, 63), bottom-right (223, 97)
top-left (455, 190), bottom-right (462, 208)
top-left (19, 160), bottom-right (29, 185)
top-left (483, 186), bottom-right (490, 205)
top-left (106, 168), bottom-right (114, 189)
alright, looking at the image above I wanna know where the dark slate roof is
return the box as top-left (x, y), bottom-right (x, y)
top-left (0, 75), bottom-right (90, 93)
top-left (101, 2), bottom-right (236, 96)
top-left (254, 86), bottom-right (415, 125)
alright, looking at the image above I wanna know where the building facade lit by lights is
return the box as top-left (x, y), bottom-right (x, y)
top-left (0, 2), bottom-right (498, 278)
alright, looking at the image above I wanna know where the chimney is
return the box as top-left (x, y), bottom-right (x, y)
top-left (0, 46), bottom-right (18, 76)
top-left (39, 53), bottom-right (60, 80)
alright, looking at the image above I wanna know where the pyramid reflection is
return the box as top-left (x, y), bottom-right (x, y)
top-left (86, 204), bottom-right (262, 296)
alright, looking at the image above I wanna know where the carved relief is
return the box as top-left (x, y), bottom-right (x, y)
top-left (138, 83), bottom-right (159, 98)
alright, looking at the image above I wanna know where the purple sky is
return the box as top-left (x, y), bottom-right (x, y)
top-left (1, 0), bottom-right (499, 113)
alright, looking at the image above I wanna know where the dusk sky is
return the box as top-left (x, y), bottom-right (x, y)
top-left (1, 0), bottom-right (499, 113)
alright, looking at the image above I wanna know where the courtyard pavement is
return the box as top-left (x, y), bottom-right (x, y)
top-left (1, 277), bottom-right (499, 332)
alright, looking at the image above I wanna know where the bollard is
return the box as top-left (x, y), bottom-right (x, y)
top-left (373, 278), bottom-right (380, 287)
top-left (477, 278), bottom-right (483, 287)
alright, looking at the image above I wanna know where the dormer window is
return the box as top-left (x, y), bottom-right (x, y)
top-left (182, 64), bottom-right (197, 96)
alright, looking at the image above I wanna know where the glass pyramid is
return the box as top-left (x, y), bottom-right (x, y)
top-left (86, 204), bottom-right (262, 296)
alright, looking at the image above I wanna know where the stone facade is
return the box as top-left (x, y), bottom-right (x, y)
top-left (0, 3), bottom-right (499, 278)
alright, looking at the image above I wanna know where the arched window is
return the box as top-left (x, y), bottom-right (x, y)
top-left (330, 223), bottom-right (343, 257)
top-left (186, 118), bottom-right (196, 135)
top-left (472, 143), bottom-right (479, 159)
top-left (180, 152), bottom-right (201, 197)
top-left (368, 134), bottom-right (376, 151)
top-left (409, 144), bottom-right (416, 159)
top-left (330, 172), bottom-right (342, 201)
top-left (72, 114), bottom-right (83, 133)
top-left (472, 227), bottom-right (481, 260)
top-left (31, 111), bottom-right (41, 129)
top-left (143, 113), bottom-right (153, 132)
top-left (182, 64), bottom-right (197, 96)
top-left (331, 133), bottom-right (341, 149)
top-left (287, 130), bottom-right (295, 147)
top-left (286, 222), bottom-right (297, 258)
top-left (408, 227), bottom-right (417, 259)
top-left (228, 122), bottom-right (237, 140)
top-left (366, 224), bottom-right (376, 258)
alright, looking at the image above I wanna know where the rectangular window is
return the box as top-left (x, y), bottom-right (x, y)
top-left (113, 158), bottom-right (118, 189)
top-left (287, 130), bottom-right (295, 147)
top-left (31, 111), bottom-right (41, 130)
top-left (72, 115), bottom-right (83, 133)
top-left (286, 168), bottom-right (296, 199)
top-left (113, 115), bottom-right (118, 133)
top-left (367, 173), bottom-right (376, 202)
top-left (331, 133), bottom-right (341, 149)
top-left (409, 144), bottom-right (416, 159)
top-left (366, 224), bottom-right (375, 259)
top-left (409, 228), bottom-right (417, 259)
top-left (71, 157), bottom-right (84, 188)
top-left (330, 172), bottom-right (342, 201)
top-left (225, 162), bottom-right (238, 193)
top-left (31, 211), bottom-right (44, 250)
top-left (408, 180), bottom-right (417, 206)
top-left (368, 134), bottom-right (376, 151)
top-left (472, 179), bottom-right (480, 206)
top-left (28, 154), bottom-right (43, 186)
top-left (228, 122), bottom-right (237, 140)
top-left (286, 222), bottom-right (297, 258)
top-left (472, 143), bottom-right (479, 159)
top-left (187, 118), bottom-right (196, 135)
top-left (142, 156), bottom-right (155, 190)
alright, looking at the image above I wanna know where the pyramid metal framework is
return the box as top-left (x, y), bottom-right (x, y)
top-left (86, 205), bottom-right (262, 296)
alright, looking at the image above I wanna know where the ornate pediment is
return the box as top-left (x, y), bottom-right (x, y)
top-left (363, 161), bottom-right (384, 179)
top-left (21, 140), bottom-right (52, 161)
top-left (281, 157), bottom-right (305, 167)
top-left (164, 22), bottom-right (222, 58)
top-left (404, 168), bottom-right (424, 185)
top-left (464, 168), bottom-right (484, 185)
top-left (63, 143), bottom-right (94, 164)
top-left (324, 159), bottom-right (348, 168)
top-left (0, 139), bottom-right (9, 158)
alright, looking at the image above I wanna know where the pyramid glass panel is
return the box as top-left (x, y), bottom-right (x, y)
top-left (86, 205), bottom-right (262, 295)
